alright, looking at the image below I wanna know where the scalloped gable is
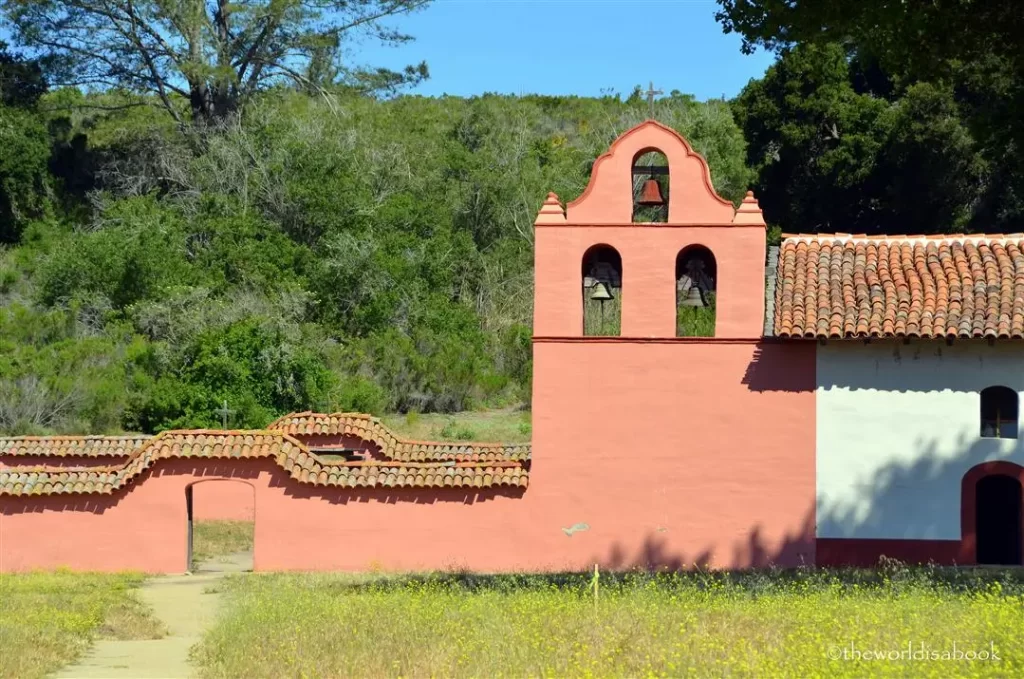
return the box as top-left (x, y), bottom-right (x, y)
top-left (565, 120), bottom-right (736, 225)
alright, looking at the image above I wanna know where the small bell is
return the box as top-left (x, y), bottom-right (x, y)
top-left (680, 287), bottom-right (704, 307)
top-left (590, 281), bottom-right (613, 301)
top-left (638, 178), bottom-right (665, 206)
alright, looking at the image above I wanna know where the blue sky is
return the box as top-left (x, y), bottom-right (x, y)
top-left (357, 0), bottom-right (777, 101)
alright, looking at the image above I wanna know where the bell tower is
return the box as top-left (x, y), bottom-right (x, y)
top-left (527, 120), bottom-right (815, 570)
top-left (532, 119), bottom-right (767, 340)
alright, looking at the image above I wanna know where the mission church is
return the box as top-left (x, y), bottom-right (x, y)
top-left (2, 119), bottom-right (1024, 572)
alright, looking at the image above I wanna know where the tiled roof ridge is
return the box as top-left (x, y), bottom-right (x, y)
top-left (1, 434), bottom-right (153, 457)
top-left (0, 429), bottom-right (529, 496)
top-left (265, 411), bottom-right (532, 463)
top-left (2, 434), bottom-right (151, 440)
top-left (781, 232), bottom-right (1024, 245)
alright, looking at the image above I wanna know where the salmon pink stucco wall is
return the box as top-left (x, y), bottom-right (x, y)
top-left (0, 460), bottom-right (261, 573)
top-left (530, 340), bottom-right (816, 569)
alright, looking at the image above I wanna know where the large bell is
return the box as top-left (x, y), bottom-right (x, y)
top-left (638, 178), bottom-right (665, 206)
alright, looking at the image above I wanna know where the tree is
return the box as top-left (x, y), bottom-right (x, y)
top-left (733, 44), bottom-right (984, 234)
top-left (0, 44), bottom-right (50, 241)
top-left (716, 0), bottom-right (1024, 231)
top-left (715, 0), bottom-right (1022, 82)
top-left (2, 0), bottom-right (431, 125)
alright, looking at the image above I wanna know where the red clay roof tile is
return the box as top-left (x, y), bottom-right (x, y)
top-left (0, 429), bottom-right (529, 496)
top-left (265, 412), bottom-right (531, 462)
top-left (774, 235), bottom-right (1024, 339)
top-left (0, 436), bottom-right (151, 458)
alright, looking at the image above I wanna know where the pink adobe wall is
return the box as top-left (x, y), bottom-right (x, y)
top-left (528, 340), bottom-right (816, 569)
top-left (0, 461), bottom-right (260, 573)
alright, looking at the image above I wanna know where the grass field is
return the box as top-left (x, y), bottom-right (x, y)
top-left (191, 520), bottom-right (255, 571)
top-left (191, 566), bottom-right (1024, 678)
top-left (379, 408), bottom-right (531, 442)
top-left (0, 571), bottom-right (165, 679)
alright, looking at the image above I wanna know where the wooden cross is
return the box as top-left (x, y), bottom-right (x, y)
top-left (645, 81), bottom-right (663, 118)
top-left (215, 400), bottom-right (235, 429)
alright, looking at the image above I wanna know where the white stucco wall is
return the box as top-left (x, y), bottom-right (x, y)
top-left (817, 340), bottom-right (1024, 540)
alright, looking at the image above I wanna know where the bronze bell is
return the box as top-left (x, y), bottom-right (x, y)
top-left (638, 178), bottom-right (665, 206)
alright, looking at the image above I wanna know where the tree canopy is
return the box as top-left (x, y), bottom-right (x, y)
top-left (1, 0), bottom-right (430, 124)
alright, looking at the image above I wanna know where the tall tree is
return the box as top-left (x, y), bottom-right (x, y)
top-left (1, 0), bottom-right (431, 125)
top-left (716, 0), bottom-right (1024, 230)
top-left (733, 44), bottom-right (983, 234)
top-left (0, 43), bottom-right (51, 241)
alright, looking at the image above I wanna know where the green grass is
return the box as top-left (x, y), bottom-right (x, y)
top-left (380, 407), bottom-right (531, 443)
top-left (0, 571), bottom-right (165, 679)
top-left (191, 520), bottom-right (255, 570)
top-left (677, 295), bottom-right (717, 337)
top-left (191, 567), bottom-right (1024, 678)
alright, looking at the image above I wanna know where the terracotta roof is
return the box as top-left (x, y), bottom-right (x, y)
top-left (266, 412), bottom-right (531, 463)
top-left (1, 435), bottom-right (151, 458)
top-left (773, 234), bottom-right (1024, 339)
top-left (0, 430), bottom-right (529, 496)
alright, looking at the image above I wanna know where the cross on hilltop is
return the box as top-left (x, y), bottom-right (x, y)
top-left (645, 81), bottom-right (663, 118)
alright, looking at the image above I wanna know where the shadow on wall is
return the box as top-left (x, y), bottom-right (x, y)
top-left (741, 342), bottom-right (816, 393)
top-left (588, 507), bottom-right (816, 571)
top-left (817, 430), bottom-right (1020, 542)
top-left (270, 469), bottom-right (526, 506)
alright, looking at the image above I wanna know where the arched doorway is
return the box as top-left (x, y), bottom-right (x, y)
top-left (975, 475), bottom-right (1022, 565)
top-left (185, 480), bottom-right (255, 573)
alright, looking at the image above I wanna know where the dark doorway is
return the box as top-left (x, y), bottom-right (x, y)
top-left (976, 474), bottom-right (1023, 565)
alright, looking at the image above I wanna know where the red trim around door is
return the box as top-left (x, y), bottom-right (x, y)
top-left (960, 460), bottom-right (1024, 565)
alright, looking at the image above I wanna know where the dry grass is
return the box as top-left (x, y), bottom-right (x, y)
top-left (192, 568), bottom-right (1024, 678)
top-left (0, 571), bottom-right (165, 679)
top-left (191, 520), bottom-right (254, 570)
top-left (380, 408), bottom-right (531, 442)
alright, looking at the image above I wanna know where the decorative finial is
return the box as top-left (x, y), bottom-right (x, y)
top-left (733, 190), bottom-right (766, 226)
top-left (535, 192), bottom-right (566, 225)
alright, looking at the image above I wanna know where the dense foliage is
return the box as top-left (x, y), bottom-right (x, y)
top-left (3, 1), bottom-right (1023, 433)
top-left (719, 0), bottom-right (1024, 232)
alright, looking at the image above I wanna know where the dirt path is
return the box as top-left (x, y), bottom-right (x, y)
top-left (54, 553), bottom-right (250, 679)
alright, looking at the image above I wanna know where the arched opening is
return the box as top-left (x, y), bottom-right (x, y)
top-left (975, 474), bottom-right (1022, 565)
top-left (582, 244), bottom-right (622, 336)
top-left (632, 149), bottom-right (668, 223)
top-left (981, 386), bottom-right (1019, 438)
top-left (185, 480), bottom-right (255, 573)
top-left (675, 245), bottom-right (717, 337)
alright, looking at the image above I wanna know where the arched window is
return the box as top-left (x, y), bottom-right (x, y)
top-left (981, 386), bottom-right (1019, 439)
top-left (632, 149), bottom-right (668, 223)
top-left (676, 245), bottom-right (716, 337)
top-left (582, 244), bottom-right (622, 336)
